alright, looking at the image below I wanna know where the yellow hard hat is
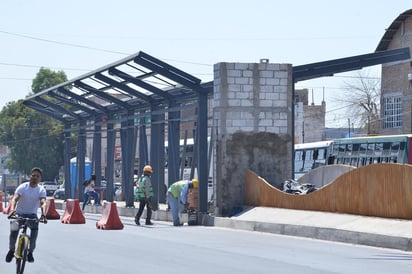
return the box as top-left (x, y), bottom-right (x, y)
top-left (191, 178), bottom-right (199, 188)
top-left (143, 165), bottom-right (153, 173)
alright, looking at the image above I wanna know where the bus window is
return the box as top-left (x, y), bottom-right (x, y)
top-left (350, 157), bottom-right (359, 167)
top-left (360, 143), bottom-right (367, 155)
top-left (375, 143), bottom-right (383, 156)
top-left (352, 144), bottom-right (360, 156)
top-left (367, 143), bottom-right (375, 155)
top-left (382, 142), bottom-right (391, 158)
top-left (338, 144), bottom-right (345, 155)
top-left (390, 142), bottom-right (401, 161)
top-left (359, 157), bottom-right (366, 166)
top-left (346, 144), bottom-right (352, 156)
top-left (398, 142), bottom-right (406, 162)
top-left (313, 149), bottom-right (319, 160)
top-left (391, 142), bottom-right (400, 154)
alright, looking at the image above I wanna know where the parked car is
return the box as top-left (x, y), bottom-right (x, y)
top-left (100, 181), bottom-right (121, 200)
top-left (53, 185), bottom-right (65, 200)
top-left (53, 181), bottom-right (121, 200)
top-left (40, 181), bottom-right (59, 196)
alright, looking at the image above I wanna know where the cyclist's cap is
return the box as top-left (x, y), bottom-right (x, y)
top-left (31, 167), bottom-right (43, 177)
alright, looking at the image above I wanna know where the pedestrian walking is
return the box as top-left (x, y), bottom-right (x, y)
top-left (134, 165), bottom-right (154, 225)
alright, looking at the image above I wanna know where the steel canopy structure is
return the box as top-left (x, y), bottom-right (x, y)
top-left (23, 47), bottom-right (411, 214)
top-left (23, 51), bottom-right (213, 211)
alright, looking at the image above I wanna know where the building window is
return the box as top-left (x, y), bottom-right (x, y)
top-left (383, 96), bottom-right (402, 128)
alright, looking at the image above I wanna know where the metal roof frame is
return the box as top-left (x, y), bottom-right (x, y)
top-left (23, 51), bottom-right (211, 125)
top-left (292, 47), bottom-right (411, 82)
top-left (23, 51), bottom-right (213, 211)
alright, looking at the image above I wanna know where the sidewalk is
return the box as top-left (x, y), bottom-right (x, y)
top-left (214, 207), bottom-right (412, 251)
top-left (53, 199), bottom-right (412, 252)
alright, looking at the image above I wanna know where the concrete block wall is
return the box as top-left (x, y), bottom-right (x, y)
top-left (213, 61), bottom-right (293, 216)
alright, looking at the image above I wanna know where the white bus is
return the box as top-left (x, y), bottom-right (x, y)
top-left (294, 140), bottom-right (334, 179)
top-left (294, 134), bottom-right (412, 179)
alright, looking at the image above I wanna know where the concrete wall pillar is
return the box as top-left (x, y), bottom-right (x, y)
top-left (213, 61), bottom-right (293, 216)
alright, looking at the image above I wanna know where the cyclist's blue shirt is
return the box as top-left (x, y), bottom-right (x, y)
top-left (15, 182), bottom-right (47, 215)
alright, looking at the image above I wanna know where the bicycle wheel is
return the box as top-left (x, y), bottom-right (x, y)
top-left (16, 236), bottom-right (29, 274)
top-left (15, 256), bottom-right (22, 274)
top-left (19, 246), bottom-right (28, 274)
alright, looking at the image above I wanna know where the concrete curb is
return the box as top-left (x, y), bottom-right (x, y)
top-left (212, 217), bottom-right (412, 251)
top-left (54, 200), bottom-right (189, 223)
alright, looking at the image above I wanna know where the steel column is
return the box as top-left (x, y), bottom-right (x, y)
top-left (167, 101), bottom-right (181, 188)
top-left (105, 114), bottom-right (116, 202)
top-left (64, 123), bottom-right (72, 200)
top-left (77, 120), bottom-right (87, 200)
top-left (197, 91), bottom-right (209, 213)
top-left (150, 105), bottom-right (166, 205)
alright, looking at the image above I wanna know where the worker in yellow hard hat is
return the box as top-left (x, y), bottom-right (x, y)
top-left (167, 179), bottom-right (198, 226)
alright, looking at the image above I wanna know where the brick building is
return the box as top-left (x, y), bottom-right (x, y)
top-left (294, 88), bottom-right (326, 143)
top-left (377, 9), bottom-right (412, 134)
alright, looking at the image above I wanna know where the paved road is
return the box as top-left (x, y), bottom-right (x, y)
top-left (67, 200), bottom-right (412, 251)
top-left (1, 211), bottom-right (412, 274)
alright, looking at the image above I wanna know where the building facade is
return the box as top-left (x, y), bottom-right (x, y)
top-left (294, 88), bottom-right (326, 143)
top-left (377, 9), bottom-right (412, 134)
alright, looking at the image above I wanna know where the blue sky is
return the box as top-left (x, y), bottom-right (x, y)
top-left (0, 0), bottom-right (411, 127)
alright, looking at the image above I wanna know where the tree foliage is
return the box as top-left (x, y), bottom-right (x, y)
top-left (334, 70), bottom-right (380, 134)
top-left (0, 68), bottom-right (68, 180)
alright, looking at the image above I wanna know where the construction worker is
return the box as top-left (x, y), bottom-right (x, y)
top-left (134, 165), bottom-right (154, 225)
top-left (167, 179), bottom-right (198, 226)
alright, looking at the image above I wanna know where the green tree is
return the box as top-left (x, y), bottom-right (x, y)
top-left (0, 68), bottom-right (67, 180)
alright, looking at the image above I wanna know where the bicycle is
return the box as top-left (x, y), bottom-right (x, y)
top-left (9, 215), bottom-right (45, 274)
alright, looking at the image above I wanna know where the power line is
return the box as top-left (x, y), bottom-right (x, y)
top-left (0, 30), bottom-right (131, 56)
top-left (0, 30), bottom-right (213, 68)
top-left (0, 61), bottom-right (92, 72)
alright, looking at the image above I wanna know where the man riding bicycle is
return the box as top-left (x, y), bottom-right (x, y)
top-left (5, 167), bottom-right (48, 263)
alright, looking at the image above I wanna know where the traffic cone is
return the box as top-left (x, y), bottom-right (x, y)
top-left (61, 199), bottom-right (85, 224)
top-left (45, 198), bottom-right (60, 220)
top-left (96, 201), bottom-right (124, 230)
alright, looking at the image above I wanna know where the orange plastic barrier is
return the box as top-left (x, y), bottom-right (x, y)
top-left (61, 199), bottom-right (86, 224)
top-left (3, 201), bottom-right (11, 215)
top-left (96, 201), bottom-right (124, 230)
top-left (45, 198), bottom-right (60, 220)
